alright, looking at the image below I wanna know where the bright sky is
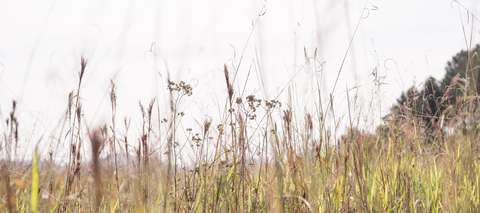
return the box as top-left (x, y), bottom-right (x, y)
top-left (0, 0), bottom-right (479, 158)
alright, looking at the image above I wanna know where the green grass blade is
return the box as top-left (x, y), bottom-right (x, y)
top-left (30, 149), bottom-right (39, 213)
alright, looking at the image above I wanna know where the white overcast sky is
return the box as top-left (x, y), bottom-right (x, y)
top-left (0, 0), bottom-right (479, 155)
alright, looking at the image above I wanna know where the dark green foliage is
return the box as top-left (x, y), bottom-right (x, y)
top-left (371, 44), bottom-right (480, 146)
top-left (393, 45), bottom-right (480, 127)
top-left (444, 44), bottom-right (480, 104)
top-left (397, 77), bottom-right (444, 127)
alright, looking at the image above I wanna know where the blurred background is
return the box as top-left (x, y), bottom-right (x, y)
top-left (0, 0), bottom-right (479, 159)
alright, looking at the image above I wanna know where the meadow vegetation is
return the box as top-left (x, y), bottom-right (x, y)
top-left (1, 44), bottom-right (480, 212)
top-left (2, 27), bottom-right (480, 213)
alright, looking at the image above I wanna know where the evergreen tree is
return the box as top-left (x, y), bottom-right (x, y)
top-left (379, 45), bottom-right (480, 144)
top-left (396, 77), bottom-right (443, 129)
top-left (443, 44), bottom-right (480, 105)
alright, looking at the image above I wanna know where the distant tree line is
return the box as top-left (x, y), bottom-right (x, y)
top-left (343, 44), bottom-right (480, 145)
top-left (386, 44), bottom-right (480, 143)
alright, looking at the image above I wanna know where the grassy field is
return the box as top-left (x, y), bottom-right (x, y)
top-left (4, 0), bottom-right (480, 212)
top-left (1, 47), bottom-right (480, 213)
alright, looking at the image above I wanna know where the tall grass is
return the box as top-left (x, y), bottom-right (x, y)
top-left (2, 2), bottom-right (480, 209)
top-left (1, 48), bottom-right (480, 213)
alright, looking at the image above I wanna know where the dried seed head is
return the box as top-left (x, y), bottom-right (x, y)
top-left (442, 73), bottom-right (459, 103)
top-left (79, 56), bottom-right (88, 82)
top-left (67, 91), bottom-right (74, 117)
top-left (224, 64), bottom-right (234, 103)
top-left (88, 128), bottom-right (104, 208)
top-left (283, 109), bottom-right (292, 125)
top-left (147, 98), bottom-right (156, 118)
top-left (236, 97), bottom-right (242, 104)
top-left (89, 129), bottom-right (104, 161)
top-left (139, 102), bottom-right (146, 119)
top-left (424, 99), bottom-right (433, 116)
top-left (109, 79), bottom-right (116, 108)
top-left (76, 103), bottom-right (82, 122)
top-left (204, 119), bottom-right (211, 135)
top-left (305, 113), bottom-right (313, 131)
